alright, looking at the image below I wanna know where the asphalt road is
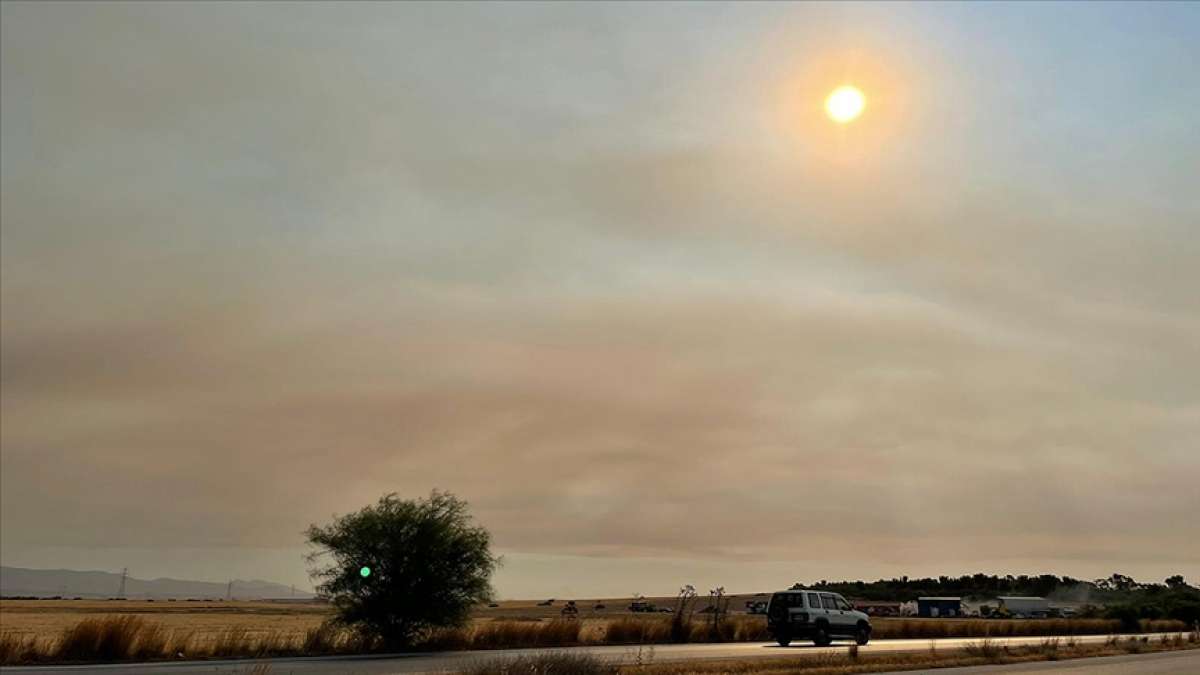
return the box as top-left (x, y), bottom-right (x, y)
top-left (0, 633), bottom-right (1186, 674)
top-left (878, 648), bottom-right (1200, 674)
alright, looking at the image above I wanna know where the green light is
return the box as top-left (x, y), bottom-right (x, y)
top-left (360, 566), bottom-right (371, 578)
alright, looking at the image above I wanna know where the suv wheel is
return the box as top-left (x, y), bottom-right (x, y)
top-left (855, 624), bottom-right (871, 646)
top-left (775, 633), bottom-right (792, 647)
top-left (812, 624), bottom-right (831, 647)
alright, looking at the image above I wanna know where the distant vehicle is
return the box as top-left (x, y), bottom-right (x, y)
top-left (628, 600), bottom-right (657, 612)
top-left (852, 601), bottom-right (901, 617)
top-left (560, 600), bottom-right (579, 618)
top-left (594, 603), bottom-right (606, 610)
top-left (487, 602), bottom-right (499, 608)
top-left (996, 596), bottom-right (1051, 618)
top-left (766, 589), bottom-right (871, 647)
top-left (537, 599), bottom-right (554, 606)
top-left (746, 600), bottom-right (768, 614)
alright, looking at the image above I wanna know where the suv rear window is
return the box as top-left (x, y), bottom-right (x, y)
top-left (773, 593), bottom-right (802, 608)
top-left (807, 593), bottom-right (821, 609)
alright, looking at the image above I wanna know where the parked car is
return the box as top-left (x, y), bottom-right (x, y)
top-left (766, 589), bottom-right (871, 647)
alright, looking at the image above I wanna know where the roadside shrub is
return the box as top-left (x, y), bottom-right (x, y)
top-left (669, 586), bottom-right (697, 643)
top-left (963, 638), bottom-right (1004, 663)
top-left (0, 633), bottom-right (41, 666)
top-left (605, 618), bottom-right (671, 645)
top-left (54, 615), bottom-right (146, 661)
top-left (418, 626), bottom-right (472, 651)
top-left (460, 651), bottom-right (613, 675)
top-left (731, 616), bottom-right (769, 642)
top-left (471, 620), bottom-right (581, 650)
top-left (127, 622), bottom-right (169, 660)
top-left (1040, 638), bottom-right (1059, 660)
top-left (301, 622), bottom-right (344, 653)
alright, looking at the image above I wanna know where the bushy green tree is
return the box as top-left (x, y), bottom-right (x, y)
top-left (305, 490), bottom-right (498, 648)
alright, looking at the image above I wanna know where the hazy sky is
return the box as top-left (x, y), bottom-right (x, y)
top-left (2, 2), bottom-right (1198, 598)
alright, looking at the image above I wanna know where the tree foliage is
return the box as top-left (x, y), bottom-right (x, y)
top-left (805, 572), bottom-right (1198, 621)
top-left (305, 490), bottom-right (498, 648)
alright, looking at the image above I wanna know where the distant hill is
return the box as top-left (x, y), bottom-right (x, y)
top-left (0, 566), bottom-right (313, 599)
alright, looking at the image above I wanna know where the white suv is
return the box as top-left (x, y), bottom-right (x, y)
top-left (765, 589), bottom-right (872, 647)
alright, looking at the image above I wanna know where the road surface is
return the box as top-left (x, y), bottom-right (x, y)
top-left (879, 648), bottom-right (1200, 674)
top-left (0, 633), bottom-right (1187, 674)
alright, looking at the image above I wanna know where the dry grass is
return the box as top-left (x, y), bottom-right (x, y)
top-left (615, 636), bottom-right (1200, 674)
top-left (460, 651), bottom-right (613, 675)
top-left (54, 615), bottom-right (165, 662)
top-left (420, 619), bottom-right (588, 651)
top-left (1, 610), bottom-right (1193, 665)
top-left (470, 619), bottom-right (584, 650)
top-left (3, 598), bottom-right (1186, 649)
top-left (300, 621), bottom-right (344, 653)
top-left (0, 614), bottom-right (337, 665)
top-left (961, 637), bottom-right (1004, 662)
top-left (0, 599), bottom-right (327, 645)
top-left (604, 618), bottom-right (673, 645)
top-left (454, 637), bottom-right (1200, 675)
top-left (0, 633), bottom-right (41, 665)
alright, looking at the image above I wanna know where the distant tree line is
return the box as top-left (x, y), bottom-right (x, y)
top-left (801, 573), bottom-right (1199, 624)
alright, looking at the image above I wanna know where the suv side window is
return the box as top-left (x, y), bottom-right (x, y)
top-left (807, 593), bottom-right (822, 609)
top-left (835, 596), bottom-right (852, 611)
top-left (821, 594), bottom-right (837, 610)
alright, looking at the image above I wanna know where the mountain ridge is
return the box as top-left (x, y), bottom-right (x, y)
top-left (0, 566), bottom-right (313, 599)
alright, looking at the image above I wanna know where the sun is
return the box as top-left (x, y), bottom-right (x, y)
top-left (825, 85), bottom-right (865, 124)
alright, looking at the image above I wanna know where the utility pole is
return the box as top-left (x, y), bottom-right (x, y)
top-left (117, 568), bottom-right (128, 598)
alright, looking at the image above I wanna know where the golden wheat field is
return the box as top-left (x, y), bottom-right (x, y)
top-left (0, 600), bottom-right (329, 643)
top-left (0, 594), bottom-right (748, 641)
